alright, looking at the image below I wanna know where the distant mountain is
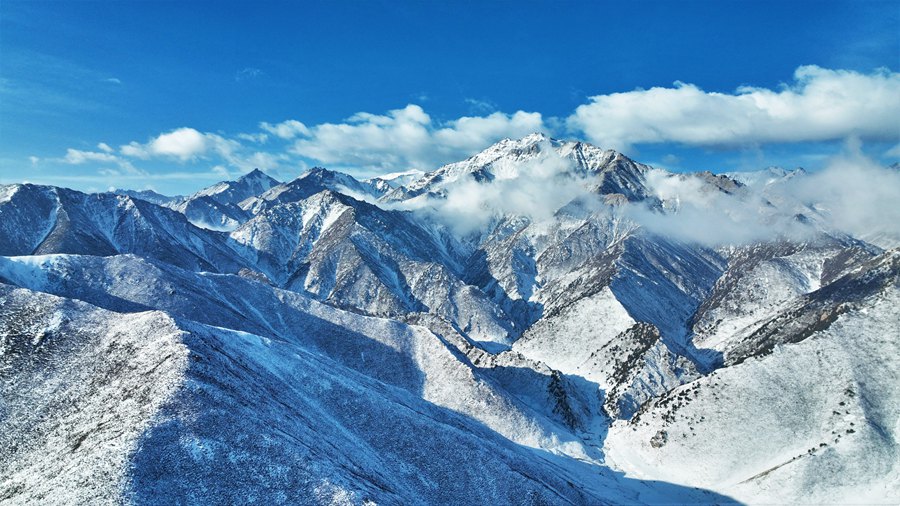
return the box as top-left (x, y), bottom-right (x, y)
top-left (1, 136), bottom-right (897, 504)
top-left (0, 183), bottom-right (245, 272)
top-left (108, 188), bottom-right (181, 205)
top-left (364, 169), bottom-right (424, 195)
top-left (723, 166), bottom-right (807, 188)
top-left (239, 167), bottom-right (381, 214)
top-left (165, 168), bottom-right (279, 230)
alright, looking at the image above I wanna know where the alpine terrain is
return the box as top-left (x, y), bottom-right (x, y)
top-left (2, 134), bottom-right (898, 505)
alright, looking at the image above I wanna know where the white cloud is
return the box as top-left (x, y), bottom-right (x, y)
top-left (119, 142), bottom-right (148, 159)
top-left (104, 77), bottom-right (122, 85)
top-left (28, 156), bottom-right (39, 166)
top-left (97, 142), bottom-right (113, 153)
top-left (237, 132), bottom-right (269, 143)
top-left (389, 141), bottom-right (593, 234)
top-left (211, 165), bottom-right (231, 178)
top-left (260, 119), bottom-right (310, 139)
top-left (64, 148), bottom-right (120, 164)
top-left (626, 170), bottom-right (806, 246)
top-left (151, 127), bottom-right (209, 159)
top-left (792, 139), bottom-right (900, 246)
top-left (621, 139), bottom-right (900, 247)
top-left (568, 66), bottom-right (900, 151)
top-left (62, 148), bottom-right (143, 175)
top-left (119, 127), bottom-right (238, 162)
top-left (289, 104), bottom-right (545, 173)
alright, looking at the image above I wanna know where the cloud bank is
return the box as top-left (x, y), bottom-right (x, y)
top-left (289, 104), bottom-right (545, 173)
top-left (401, 143), bottom-right (590, 234)
top-left (567, 66), bottom-right (900, 151)
top-left (627, 142), bottom-right (900, 247)
top-left (791, 140), bottom-right (900, 247)
top-left (50, 65), bottom-right (899, 196)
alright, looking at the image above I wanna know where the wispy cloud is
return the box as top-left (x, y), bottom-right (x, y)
top-left (25, 169), bottom-right (249, 185)
top-left (0, 50), bottom-right (114, 116)
top-left (237, 132), bottom-right (269, 143)
top-left (260, 119), bottom-right (309, 139)
top-left (885, 143), bottom-right (900, 159)
top-left (235, 67), bottom-right (263, 82)
top-left (62, 148), bottom-right (144, 175)
top-left (464, 98), bottom-right (497, 114)
top-left (65, 148), bottom-right (118, 164)
top-left (103, 77), bottom-right (122, 85)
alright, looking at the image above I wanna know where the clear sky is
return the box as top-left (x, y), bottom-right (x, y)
top-left (1, 0), bottom-right (898, 195)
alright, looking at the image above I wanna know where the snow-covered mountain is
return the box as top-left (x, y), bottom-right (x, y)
top-left (0, 184), bottom-right (245, 272)
top-left (384, 133), bottom-right (655, 204)
top-left (108, 188), bottom-right (182, 205)
top-left (1, 135), bottom-right (897, 504)
top-left (722, 166), bottom-right (807, 189)
top-left (240, 167), bottom-right (382, 215)
top-left (165, 168), bottom-right (279, 230)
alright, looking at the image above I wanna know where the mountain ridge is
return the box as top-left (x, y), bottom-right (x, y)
top-left (1, 134), bottom-right (897, 504)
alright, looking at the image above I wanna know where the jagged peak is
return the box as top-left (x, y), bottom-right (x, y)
top-left (237, 168), bottom-right (276, 183)
top-left (479, 132), bottom-right (552, 155)
top-left (302, 166), bottom-right (334, 177)
top-left (285, 167), bottom-right (367, 189)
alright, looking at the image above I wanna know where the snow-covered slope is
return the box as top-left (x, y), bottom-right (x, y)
top-left (1, 135), bottom-right (897, 504)
top-left (108, 188), bottom-right (181, 205)
top-left (229, 189), bottom-right (516, 347)
top-left (240, 167), bottom-right (381, 215)
top-left (0, 260), bottom-right (735, 504)
top-left (165, 168), bottom-right (279, 230)
top-left (0, 286), bottom-right (187, 505)
top-left (604, 249), bottom-right (900, 504)
top-left (0, 184), bottom-right (245, 273)
top-left (386, 133), bottom-right (655, 203)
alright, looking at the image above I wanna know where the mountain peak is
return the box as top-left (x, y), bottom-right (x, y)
top-left (235, 168), bottom-right (279, 186)
top-left (486, 132), bottom-right (551, 153)
top-left (302, 167), bottom-right (337, 179)
top-left (239, 168), bottom-right (266, 179)
top-left (514, 132), bottom-right (550, 144)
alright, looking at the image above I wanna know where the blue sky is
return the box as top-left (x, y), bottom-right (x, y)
top-left (1, 0), bottom-right (898, 195)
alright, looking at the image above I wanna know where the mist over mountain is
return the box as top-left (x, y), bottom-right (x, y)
top-left (2, 135), bottom-right (898, 504)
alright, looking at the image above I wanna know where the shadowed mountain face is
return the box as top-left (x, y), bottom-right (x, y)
top-left (1, 136), bottom-right (897, 504)
top-left (0, 184), bottom-right (246, 272)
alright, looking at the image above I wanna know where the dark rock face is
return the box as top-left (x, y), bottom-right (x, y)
top-left (728, 249), bottom-right (899, 365)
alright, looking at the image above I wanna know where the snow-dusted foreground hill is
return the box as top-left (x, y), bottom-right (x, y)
top-left (2, 135), bottom-right (898, 504)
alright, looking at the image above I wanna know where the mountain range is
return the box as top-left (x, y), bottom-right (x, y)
top-left (1, 134), bottom-right (897, 504)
